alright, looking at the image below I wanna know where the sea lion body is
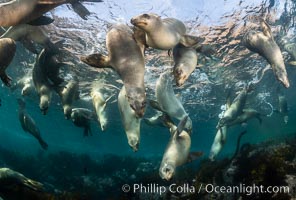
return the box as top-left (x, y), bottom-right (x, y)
top-left (218, 86), bottom-right (249, 128)
top-left (278, 93), bottom-right (288, 124)
top-left (118, 86), bottom-right (141, 152)
top-left (58, 80), bottom-right (79, 119)
top-left (173, 43), bottom-right (198, 86)
top-left (226, 108), bottom-right (262, 127)
top-left (71, 108), bottom-right (93, 136)
top-left (159, 116), bottom-right (199, 181)
top-left (131, 13), bottom-right (203, 50)
top-left (155, 71), bottom-right (192, 132)
top-left (284, 43), bottom-right (296, 64)
top-left (1, 24), bottom-right (54, 52)
top-left (243, 20), bottom-right (289, 88)
top-left (0, 0), bottom-right (92, 26)
top-left (32, 49), bottom-right (53, 115)
top-left (0, 38), bottom-right (16, 86)
top-left (81, 24), bottom-right (146, 118)
top-left (17, 99), bottom-right (48, 150)
top-left (209, 126), bottom-right (227, 161)
top-left (90, 85), bottom-right (113, 131)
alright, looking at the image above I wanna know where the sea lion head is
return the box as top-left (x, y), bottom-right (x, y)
top-left (275, 67), bottom-right (290, 88)
top-left (174, 65), bottom-right (188, 87)
top-left (130, 13), bottom-right (160, 31)
top-left (40, 95), bottom-right (49, 115)
top-left (159, 162), bottom-right (175, 181)
top-left (63, 105), bottom-right (72, 120)
top-left (126, 87), bottom-right (146, 118)
top-left (128, 135), bottom-right (140, 152)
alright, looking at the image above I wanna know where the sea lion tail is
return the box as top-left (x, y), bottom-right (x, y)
top-left (38, 138), bottom-right (48, 150)
top-left (70, 1), bottom-right (91, 20)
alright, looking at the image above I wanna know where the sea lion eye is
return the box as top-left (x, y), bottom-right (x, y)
top-left (142, 14), bottom-right (150, 19)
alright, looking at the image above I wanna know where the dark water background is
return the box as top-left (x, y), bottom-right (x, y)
top-left (1, 0), bottom-right (296, 198)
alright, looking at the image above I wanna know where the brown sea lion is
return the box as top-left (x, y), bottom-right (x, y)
top-left (130, 13), bottom-right (204, 50)
top-left (172, 43), bottom-right (198, 86)
top-left (81, 24), bottom-right (146, 118)
top-left (0, 38), bottom-right (16, 86)
top-left (0, 0), bottom-right (97, 26)
top-left (159, 116), bottom-right (203, 181)
top-left (118, 86), bottom-right (141, 152)
top-left (243, 19), bottom-right (289, 88)
top-left (17, 98), bottom-right (48, 150)
top-left (71, 108), bottom-right (94, 137)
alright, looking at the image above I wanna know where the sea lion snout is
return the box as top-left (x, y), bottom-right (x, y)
top-left (128, 138), bottom-right (139, 152)
top-left (174, 68), bottom-right (187, 86)
top-left (159, 164), bottom-right (174, 181)
top-left (130, 100), bottom-right (146, 118)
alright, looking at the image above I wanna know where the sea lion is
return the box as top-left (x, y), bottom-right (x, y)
top-left (131, 13), bottom-right (204, 50)
top-left (11, 70), bottom-right (34, 96)
top-left (90, 82), bottom-right (114, 131)
top-left (56, 79), bottom-right (79, 119)
top-left (209, 126), bottom-right (227, 161)
top-left (0, 0), bottom-right (96, 26)
top-left (17, 98), bottom-right (48, 150)
top-left (0, 167), bottom-right (43, 191)
top-left (32, 49), bottom-right (54, 115)
top-left (226, 108), bottom-right (263, 127)
top-left (0, 38), bottom-right (16, 86)
top-left (283, 43), bottom-right (296, 65)
top-left (151, 71), bottom-right (192, 133)
top-left (217, 86), bottom-right (250, 129)
top-left (277, 92), bottom-right (288, 124)
top-left (0, 24), bottom-right (56, 53)
top-left (143, 111), bottom-right (174, 128)
top-left (172, 43), bottom-right (198, 86)
top-left (159, 116), bottom-right (202, 181)
top-left (81, 24), bottom-right (146, 118)
top-left (243, 19), bottom-right (289, 88)
top-left (118, 86), bottom-right (141, 152)
top-left (71, 108), bottom-right (94, 136)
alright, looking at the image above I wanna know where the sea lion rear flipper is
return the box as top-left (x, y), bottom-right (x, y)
top-left (27, 15), bottom-right (54, 26)
top-left (70, 1), bottom-right (91, 20)
top-left (260, 19), bottom-right (273, 39)
top-left (176, 115), bottom-right (188, 136)
top-left (180, 35), bottom-right (205, 48)
top-left (37, 137), bottom-right (48, 150)
top-left (149, 100), bottom-right (163, 112)
top-left (187, 151), bottom-right (203, 163)
top-left (80, 53), bottom-right (112, 69)
top-left (288, 61), bottom-right (296, 66)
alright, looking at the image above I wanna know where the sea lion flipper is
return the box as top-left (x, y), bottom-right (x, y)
top-left (176, 115), bottom-right (188, 136)
top-left (80, 53), bottom-right (112, 69)
top-left (288, 61), bottom-right (296, 66)
top-left (180, 35), bottom-right (205, 48)
top-left (187, 151), bottom-right (203, 163)
top-left (37, 137), bottom-right (48, 150)
top-left (0, 73), bottom-right (12, 87)
top-left (260, 19), bottom-right (273, 39)
top-left (70, 1), bottom-right (91, 20)
top-left (149, 100), bottom-right (163, 112)
top-left (27, 15), bottom-right (54, 26)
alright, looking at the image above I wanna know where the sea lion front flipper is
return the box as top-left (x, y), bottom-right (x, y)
top-left (260, 19), bottom-right (273, 39)
top-left (70, 1), bottom-right (91, 20)
top-left (27, 15), bottom-right (54, 26)
top-left (80, 53), bottom-right (112, 69)
top-left (176, 115), bottom-right (188, 136)
top-left (37, 137), bottom-right (48, 150)
top-left (288, 61), bottom-right (296, 66)
top-left (187, 151), bottom-right (203, 163)
top-left (180, 35), bottom-right (205, 48)
top-left (149, 100), bottom-right (163, 112)
top-left (0, 72), bottom-right (12, 87)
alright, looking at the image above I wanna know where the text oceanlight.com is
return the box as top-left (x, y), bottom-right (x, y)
top-left (122, 183), bottom-right (291, 195)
